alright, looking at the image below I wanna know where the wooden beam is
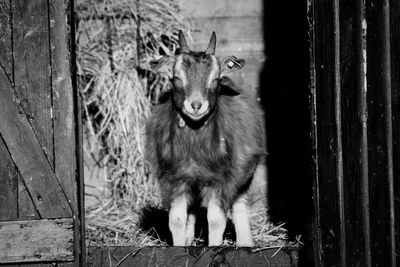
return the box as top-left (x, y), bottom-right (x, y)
top-left (366, 0), bottom-right (396, 266)
top-left (339, 0), bottom-right (370, 266)
top-left (18, 175), bottom-right (40, 219)
top-left (0, 0), bottom-right (19, 223)
top-left (189, 16), bottom-right (264, 55)
top-left (177, 0), bottom-right (262, 18)
top-left (0, 67), bottom-right (72, 218)
top-left (0, 137), bottom-right (18, 221)
top-left (0, 0), bottom-right (13, 80)
top-left (87, 246), bottom-right (298, 267)
top-left (12, 0), bottom-right (54, 169)
top-left (312, 0), bottom-right (343, 265)
top-left (389, 0), bottom-right (400, 264)
top-left (0, 218), bottom-right (74, 263)
top-left (49, 0), bottom-right (85, 265)
top-left (11, 0), bottom-right (70, 220)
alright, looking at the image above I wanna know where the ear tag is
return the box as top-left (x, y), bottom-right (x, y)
top-left (179, 117), bottom-right (186, 128)
top-left (227, 61), bottom-right (234, 68)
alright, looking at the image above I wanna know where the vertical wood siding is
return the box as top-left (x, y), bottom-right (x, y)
top-left (178, 0), bottom-right (264, 93)
top-left (311, 0), bottom-right (400, 266)
top-left (389, 0), bottom-right (400, 264)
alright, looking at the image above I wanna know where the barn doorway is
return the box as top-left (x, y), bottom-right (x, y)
top-left (1, 0), bottom-right (399, 266)
top-left (78, 0), bottom-right (311, 265)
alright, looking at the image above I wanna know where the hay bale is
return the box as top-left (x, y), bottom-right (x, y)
top-left (77, 0), bottom-right (189, 246)
top-left (77, 0), bottom-right (189, 209)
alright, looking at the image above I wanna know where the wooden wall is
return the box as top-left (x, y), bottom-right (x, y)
top-left (310, 0), bottom-right (400, 266)
top-left (178, 0), bottom-right (264, 93)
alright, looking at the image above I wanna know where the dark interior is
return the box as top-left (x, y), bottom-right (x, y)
top-left (261, 1), bottom-right (314, 265)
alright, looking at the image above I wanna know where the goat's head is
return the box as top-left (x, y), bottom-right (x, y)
top-left (150, 31), bottom-right (245, 122)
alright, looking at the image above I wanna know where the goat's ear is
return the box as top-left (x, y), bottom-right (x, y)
top-left (149, 56), bottom-right (175, 78)
top-left (219, 76), bottom-right (241, 96)
top-left (220, 56), bottom-right (245, 74)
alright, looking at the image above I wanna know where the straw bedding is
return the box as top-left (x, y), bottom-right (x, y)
top-left (76, 0), bottom-right (291, 248)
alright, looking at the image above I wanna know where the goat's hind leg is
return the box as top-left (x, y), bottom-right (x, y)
top-left (169, 196), bottom-right (188, 246)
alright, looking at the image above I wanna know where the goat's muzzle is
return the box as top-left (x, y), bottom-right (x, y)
top-left (182, 99), bottom-right (210, 121)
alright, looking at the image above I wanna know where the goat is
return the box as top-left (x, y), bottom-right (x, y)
top-left (145, 31), bottom-right (265, 246)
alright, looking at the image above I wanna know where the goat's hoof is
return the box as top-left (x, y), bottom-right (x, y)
top-left (208, 241), bottom-right (223, 247)
top-left (185, 237), bottom-right (194, 246)
top-left (236, 240), bottom-right (254, 247)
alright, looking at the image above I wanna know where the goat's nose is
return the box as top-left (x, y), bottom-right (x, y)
top-left (191, 101), bottom-right (202, 111)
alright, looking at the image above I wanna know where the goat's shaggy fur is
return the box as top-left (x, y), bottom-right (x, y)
top-left (145, 31), bottom-right (266, 246)
top-left (145, 79), bottom-right (265, 212)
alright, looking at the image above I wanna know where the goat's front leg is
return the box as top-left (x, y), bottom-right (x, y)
top-left (169, 195), bottom-right (188, 246)
top-left (185, 213), bottom-right (196, 246)
top-left (207, 194), bottom-right (226, 246)
top-left (232, 194), bottom-right (253, 246)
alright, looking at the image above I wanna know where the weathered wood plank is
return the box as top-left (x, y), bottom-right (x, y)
top-left (50, 0), bottom-right (78, 219)
top-left (16, 264), bottom-right (54, 267)
top-left (18, 175), bottom-right (40, 219)
top-left (87, 247), bottom-right (298, 267)
top-left (366, 0), bottom-right (396, 266)
top-left (178, 0), bottom-right (262, 18)
top-left (188, 16), bottom-right (263, 54)
top-left (312, 0), bottom-right (344, 265)
top-left (12, 0), bottom-right (63, 225)
top-left (0, 0), bottom-right (19, 223)
top-left (0, 0), bottom-right (13, 80)
top-left (389, 0), bottom-right (400, 264)
top-left (339, 0), bottom-right (370, 266)
top-left (0, 218), bottom-right (74, 263)
top-left (0, 137), bottom-right (18, 221)
top-left (12, 0), bottom-right (54, 168)
top-left (49, 0), bottom-right (84, 265)
top-left (0, 66), bottom-right (72, 218)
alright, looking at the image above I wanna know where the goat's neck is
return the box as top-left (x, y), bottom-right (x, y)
top-left (176, 111), bottom-right (215, 129)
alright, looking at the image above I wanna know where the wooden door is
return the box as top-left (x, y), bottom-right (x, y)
top-left (310, 0), bottom-right (400, 266)
top-left (0, 0), bottom-right (83, 265)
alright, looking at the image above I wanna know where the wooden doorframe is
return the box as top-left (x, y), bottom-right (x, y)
top-left (70, 0), bottom-right (87, 264)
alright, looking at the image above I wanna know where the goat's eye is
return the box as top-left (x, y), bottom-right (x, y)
top-left (173, 77), bottom-right (183, 85)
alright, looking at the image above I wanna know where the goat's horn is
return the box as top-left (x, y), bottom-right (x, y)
top-left (206, 31), bottom-right (216, 55)
top-left (179, 30), bottom-right (189, 53)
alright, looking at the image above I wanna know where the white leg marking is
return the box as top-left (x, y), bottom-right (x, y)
top-left (232, 194), bottom-right (254, 246)
top-left (207, 196), bottom-right (226, 246)
top-left (169, 196), bottom-right (188, 246)
top-left (186, 213), bottom-right (196, 246)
